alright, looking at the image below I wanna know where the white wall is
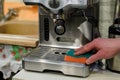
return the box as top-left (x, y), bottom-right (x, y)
top-left (99, 0), bottom-right (115, 38)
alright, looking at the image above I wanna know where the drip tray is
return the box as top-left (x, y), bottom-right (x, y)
top-left (22, 47), bottom-right (90, 77)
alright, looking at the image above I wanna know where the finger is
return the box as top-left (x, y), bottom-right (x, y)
top-left (86, 50), bottom-right (103, 64)
top-left (75, 41), bottom-right (95, 55)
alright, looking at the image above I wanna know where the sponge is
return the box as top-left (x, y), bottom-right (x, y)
top-left (64, 49), bottom-right (92, 64)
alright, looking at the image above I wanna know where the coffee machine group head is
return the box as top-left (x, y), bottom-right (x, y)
top-left (23, 0), bottom-right (100, 77)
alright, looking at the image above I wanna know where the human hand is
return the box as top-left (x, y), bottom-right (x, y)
top-left (75, 38), bottom-right (120, 64)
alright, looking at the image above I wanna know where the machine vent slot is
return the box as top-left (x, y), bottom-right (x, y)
top-left (44, 18), bottom-right (49, 41)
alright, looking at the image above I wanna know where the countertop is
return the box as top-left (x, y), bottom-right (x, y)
top-left (13, 69), bottom-right (120, 80)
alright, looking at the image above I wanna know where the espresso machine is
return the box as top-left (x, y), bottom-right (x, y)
top-left (22, 0), bottom-right (100, 77)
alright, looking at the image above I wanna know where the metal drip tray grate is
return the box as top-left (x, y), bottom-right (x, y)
top-left (22, 46), bottom-right (90, 77)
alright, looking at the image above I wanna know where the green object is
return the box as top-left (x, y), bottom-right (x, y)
top-left (14, 52), bottom-right (21, 60)
top-left (12, 45), bottom-right (19, 53)
top-left (66, 49), bottom-right (92, 58)
top-left (11, 45), bottom-right (29, 60)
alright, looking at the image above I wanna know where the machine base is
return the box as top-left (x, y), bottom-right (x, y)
top-left (22, 47), bottom-right (90, 77)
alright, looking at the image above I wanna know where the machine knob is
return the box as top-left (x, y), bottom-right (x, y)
top-left (55, 19), bottom-right (66, 35)
top-left (49, 0), bottom-right (60, 8)
top-left (55, 25), bottom-right (65, 35)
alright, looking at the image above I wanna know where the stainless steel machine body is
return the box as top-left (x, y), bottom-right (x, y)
top-left (23, 0), bottom-right (100, 77)
top-left (23, 47), bottom-right (90, 77)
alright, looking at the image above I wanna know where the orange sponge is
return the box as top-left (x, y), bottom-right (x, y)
top-left (64, 49), bottom-right (92, 64)
top-left (64, 55), bottom-right (87, 64)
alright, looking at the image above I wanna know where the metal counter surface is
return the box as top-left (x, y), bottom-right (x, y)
top-left (12, 69), bottom-right (120, 80)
